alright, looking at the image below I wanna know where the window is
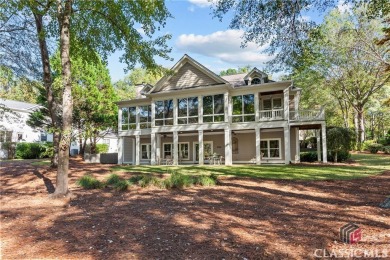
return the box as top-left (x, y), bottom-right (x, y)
top-left (141, 144), bottom-right (151, 159)
top-left (178, 97), bottom-right (198, 124)
top-left (163, 143), bottom-right (172, 159)
top-left (260, 139), bottom-right (281, 159)
top-left (40, 132), bottom-right (47, 142)
top-left (163, 142), bottom-right (189, 160)
top-left (178, 142), bottom-right (189, 160)
top-left (155, 100), bottom-right (173, 126)
top-left (18, 133), bottom-right (23, 141)
top-left (203, 94), bottom-right (224, 123)
top-left (121, 107), bottom-right (136, 130)
top-left (251, 78), bottom-right (261, 85)
top-left (232, 94), bottom-right (255, 122)
top-left (262, 96), bottom-right (282, 110)
top-left (103, 139), bottom-right (110, 145)
top-left (139, 105), bottom-right (151, 129)
top-left (0, 131), bottom-right (12, 143)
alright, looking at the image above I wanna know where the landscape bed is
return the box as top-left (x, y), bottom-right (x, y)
top-left (0, 153), bottom-right (389, 259)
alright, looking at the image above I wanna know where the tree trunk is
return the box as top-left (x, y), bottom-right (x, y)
top-left (334, 151), bottom-right (338, 163)
top-left (356, 107), bottom-right (365, 149)
top-left (33, 13), bottom-right (60, 168)
top-left (53, 0), bottom-right (72, 197)
top-left (51, 131), bottom-right (60, 168)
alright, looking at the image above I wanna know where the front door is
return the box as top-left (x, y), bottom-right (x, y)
top-left (193, 141), bottom-right (213, 162)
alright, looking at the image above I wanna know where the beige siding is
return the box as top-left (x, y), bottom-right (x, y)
top-left (290, 127), bottom-right (297, 161)
top-left (160, 63), bottom-right (219, 92)
top-left (123, 137), bottom-right (133, 163)
top-left (232, 132), bottom-right (256, 162)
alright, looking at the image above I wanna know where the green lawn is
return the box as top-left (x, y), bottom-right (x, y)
top-left (112, 153), bottom-right (389, 180)
top-left (30, 160), bottom-right (51, 166)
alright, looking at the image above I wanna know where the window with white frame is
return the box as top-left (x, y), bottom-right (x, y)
top-left (162, 142), bottom-right (189, 160)
top-left (141, 144), bottom-right (151, 159)
top-left (178, 97), bottom-right (198, 124)
top-left (203, 94), bottom-right (224, 123)
top-left (0, 131), bottom-right (12, 143)
top-left (139, 105), bottom-right (151, 129)
top-left (262, 96), bottom-right (282, 110)
top-left (121, 107), bottom-right (136, 130)
top-left (163, 143), bottom-right (172, 159)
top-left (232, 94), bottom-right (255, 122)
top-left (251, 77), bottom-right (261, 85)
top-left (260, 139), bottom-right (281, 159)
top-left (155, 100), bottom-right (173, 126)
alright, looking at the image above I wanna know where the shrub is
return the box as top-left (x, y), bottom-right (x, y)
top-left (366, 143), bottom-right (383, 154)
top-left (96, 143), bottom-right (109, 153)
top-left (16, 142), bottom-right (46, 159)
top-left (382, 146), bottom-right (390, 154)
top-left (77, 175), bottom-right (103, 189)
top-left (300, 151), bottom-right (318, 162)
top-left (40, 142), bottom-right (54, 158)
top-left (113, 180), bottom-right (129, 191)
top-left (194, 175), bottom-right (217, 186)
top-left (128, 175), bottom-right (144, 185)
top-left (138, 175), bottom-right (162, 188)
top-left (362, 140), bottom-right (376, 151)
top-left (169, 172), bottom-right (194, 189)
top-left (106, 174), bottom-right (121, 185)
top-left (327, 150), bottom-right (351, 162)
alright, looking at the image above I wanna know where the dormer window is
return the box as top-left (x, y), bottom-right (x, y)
top-left (251, 78), bottom-right (261, 85)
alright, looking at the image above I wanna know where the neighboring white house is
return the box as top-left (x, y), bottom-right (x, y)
top-left (116, 54), bottom-right (327, 165)
top-left (0, 99), bottom-right (53, 158)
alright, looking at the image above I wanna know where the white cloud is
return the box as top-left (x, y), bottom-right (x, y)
top-left (188, 0), bottom-right (213, 8)
top-left (176, 29), bottom-right (272, 65)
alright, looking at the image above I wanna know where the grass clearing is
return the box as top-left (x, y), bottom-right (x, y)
top-left (112, 153), bottom-right (389, 180)
top-left (30, 160), bottom-right (51, 166)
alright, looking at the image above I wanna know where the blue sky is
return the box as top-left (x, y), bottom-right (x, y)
top-left (107, 0), bottom-right (347, 82)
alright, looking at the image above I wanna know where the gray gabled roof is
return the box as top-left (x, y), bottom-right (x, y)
top-left (0, 99), bottom-right (41, 111)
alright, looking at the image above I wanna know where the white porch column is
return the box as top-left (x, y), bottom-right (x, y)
top-left (118, 107), bottom-right (123, 131)
top-left (136, 106), bottom-right (140, 129)
top-left (321, 123), bottom-right (327, 163)
top-left (198, 95), bottom-right (203, 124)
top-left (173, 98), bottom-right (178, 125)
top-left (151, 133), bottom-right (156, 165)
top-left (283, 87), bottom-right (290, 120)
top-left (224, 128), bottom-right (232, 165)
top-left (295, 128), bottom-right (300, 163)
top-left (198, 130), bottom-right (204, 165)
top-left (117, 137), bottom-right (123, 164)
top-left (173, 131), bottom-right (178, 165)
top-left (135, 135), bottom-right (140, 165)
top-left (294, 91), bottom-right (300, 111)
top-left (224, 92), bottom-right (230, 123)
top-left (156, 134), bottom-right (161, 162)
top-left (316, 129), bottom-right (321, 162)
top-left (254, 92), bottom-right (260, 122)
top-left (151, 101), bottom-right (156, 127)
top-left (284, 126), bottom-right (291, 164)
top-left (255, 127), bottom-right (261, 165)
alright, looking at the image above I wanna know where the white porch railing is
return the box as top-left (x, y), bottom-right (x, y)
top-left (259, 109), bottom-right (284, 121)
top-left (289, 108), bottom-right (325, 121)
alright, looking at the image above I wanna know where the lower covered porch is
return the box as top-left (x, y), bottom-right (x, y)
top-left (118, 123), bottom-right (327, 166)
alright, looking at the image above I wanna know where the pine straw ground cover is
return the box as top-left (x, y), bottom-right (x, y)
top-left (0, 155), bottom-right (389, 259)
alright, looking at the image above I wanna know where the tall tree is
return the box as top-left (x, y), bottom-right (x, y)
top-left (292, 8), bottom-right (389, 147)
top-left (114, 68), bottom-right (163, 101)
top-left (1, 0), bottom-right (172, 197)
top-left (212, 0), bottom-right (388, 71)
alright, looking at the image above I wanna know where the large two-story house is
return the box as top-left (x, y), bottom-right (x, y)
top-left (116, 55), bottom-right (327, 165)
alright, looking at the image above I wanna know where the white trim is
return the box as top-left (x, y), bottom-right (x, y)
top-left (260, 138), bottom-right (282, 159)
